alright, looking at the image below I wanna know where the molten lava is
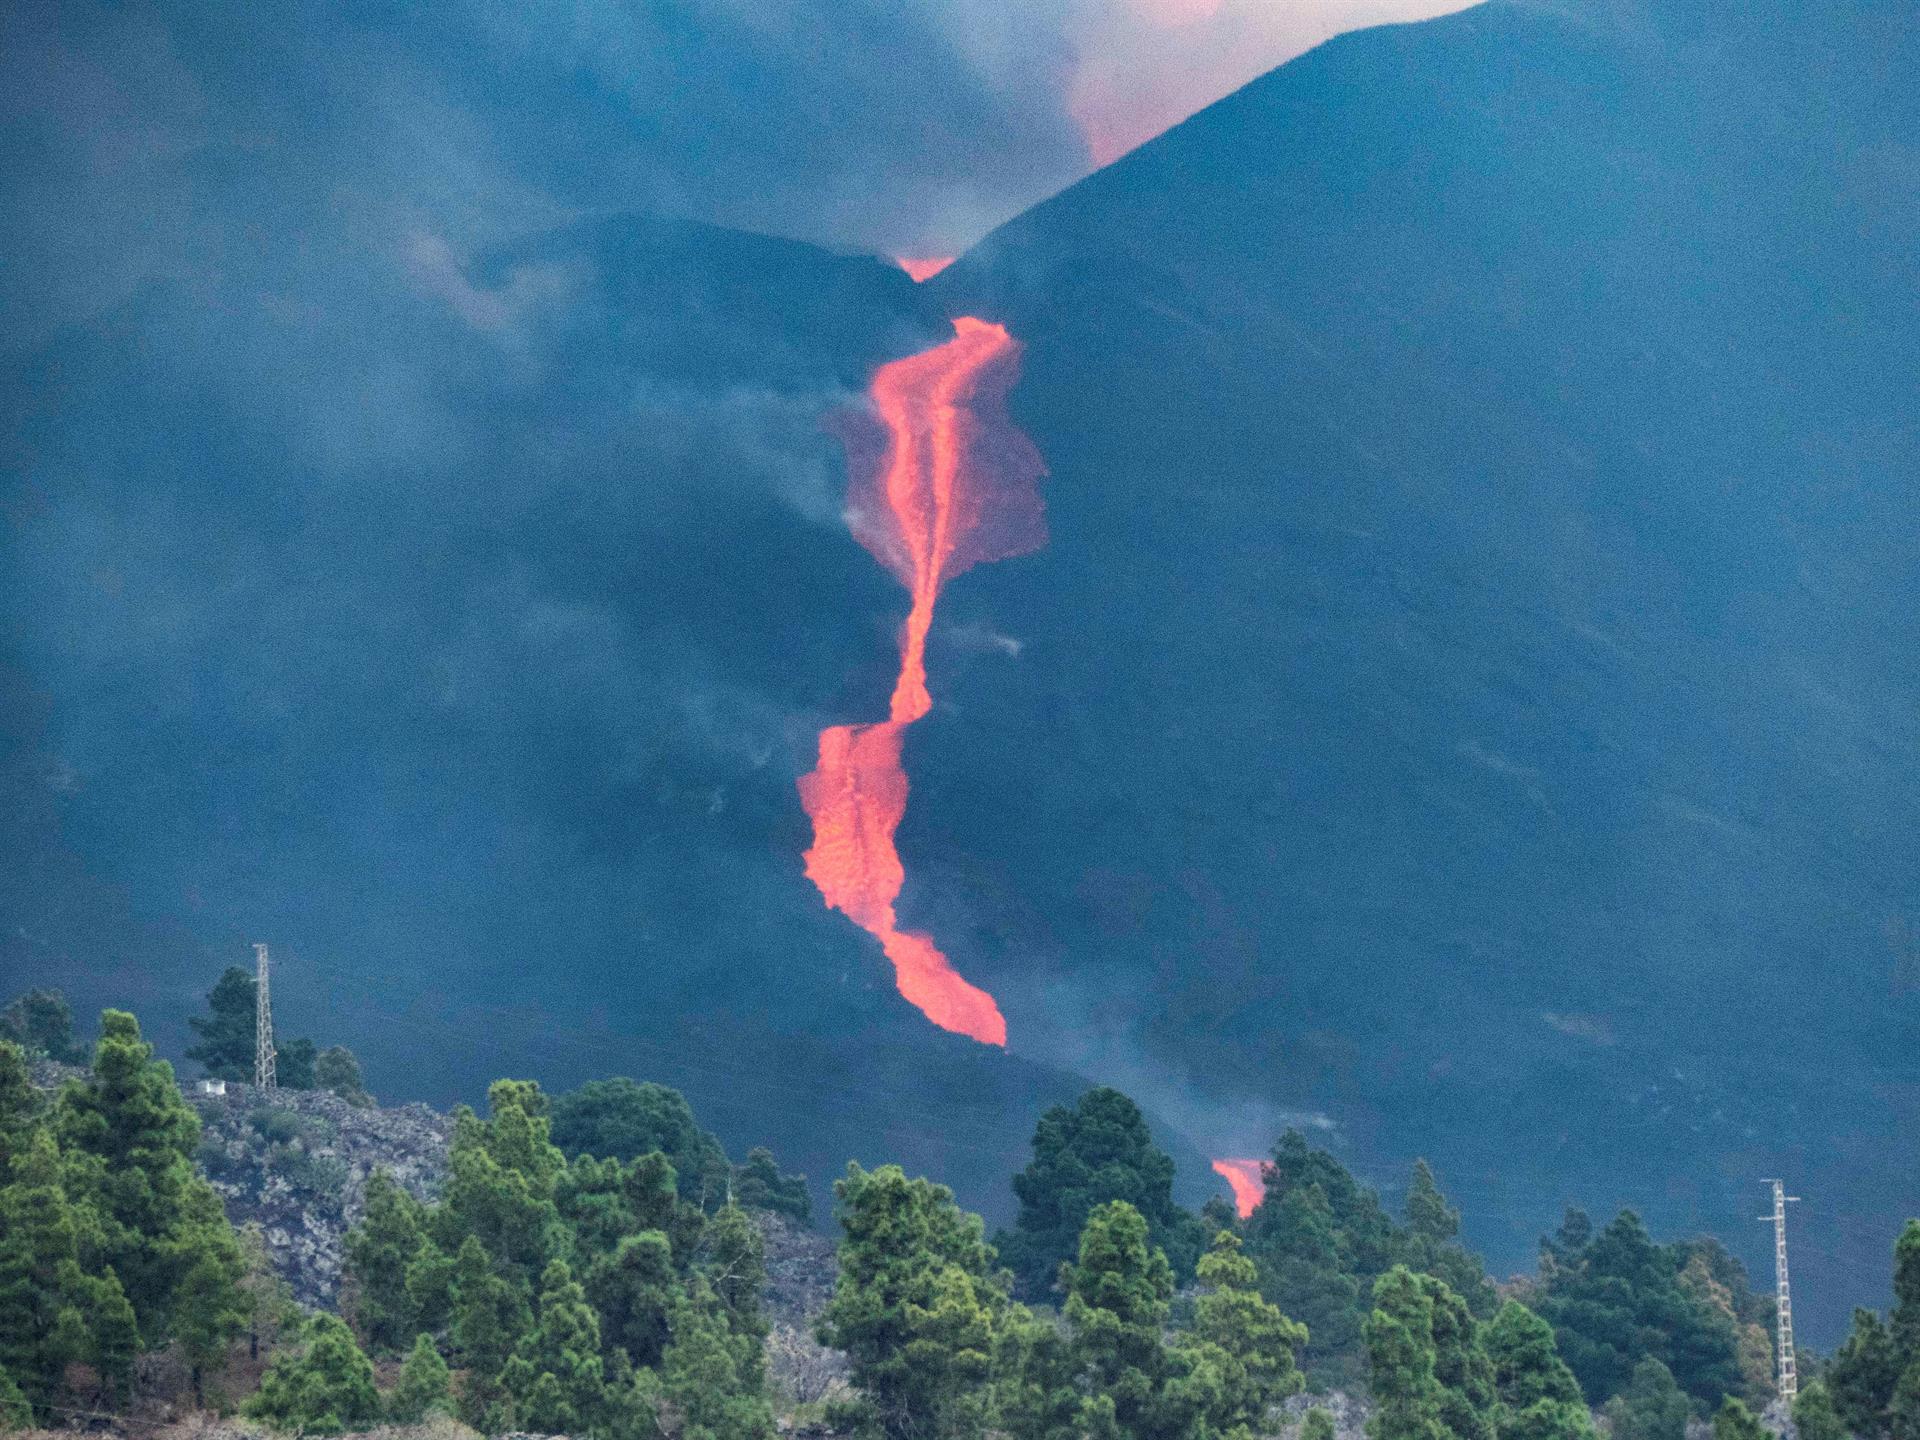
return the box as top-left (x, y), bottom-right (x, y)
top-left (1212, 1157), bottom-right (1266, 1218)
top-left (895, 256), bottom-right (956, 283)
top-left (797, 317), bottom-right (1046, 1046)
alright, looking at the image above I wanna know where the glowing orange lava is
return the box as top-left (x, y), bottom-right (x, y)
top-left (1212, 1157), bottom-right (1266, 1218)
top-left (895, 256), bottom-right (956, 282)
top-left (797, 317), bottom-right (1046, 1045)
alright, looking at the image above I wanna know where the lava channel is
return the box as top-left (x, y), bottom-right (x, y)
top-left (796, 317), bottom-right (1046, 1046)
top-left (1212, 1157), bottom-right (1266, 1218)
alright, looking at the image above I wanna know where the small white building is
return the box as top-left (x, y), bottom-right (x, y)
top-left (196, 1078), bottom-right (227, 1096)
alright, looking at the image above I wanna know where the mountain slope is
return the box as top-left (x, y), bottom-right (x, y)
top-left (920, 0), bottom-right (1919, 1338)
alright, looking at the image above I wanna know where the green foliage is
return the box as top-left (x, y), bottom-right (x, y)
top-left (998, 1088), bottom-right (1205, 1295)
top-left (1831, 1309), bottom-right (1902, 1437)
top-left (1, 990), bottom-right (87, 1064)
top-left (245, 1313), bottom-right (382, 1434)
top-left (820, 1162), bottom-right (1009, 1440)
top-left (183, 970), bottom-right (323, 1089)
top-left (1711, 1397), bottom-right (1766, 1440)
top-left (1793, 1380), bottom-right (1848, 1440)
top-left (1602, 1359), bottom-right (1692, 1440)
top-left (732, 1145), bottom-right (812, 1222)
top-left (0, 1368), bottom-right (28, 1432)
top-left (551, 1077), bottom-right (733, 1206)
top-left (316, 1047), bottom-right (372, 1106)
top-left (1167, 1229), bottom-right (1306, 1439)
top-left (387, 1333), bottom-right (452, 1422)
top-left (702, 1202), bottom-right (770, 1357)
top-left (1364, 1268), bottom-right (1450, 1440)
top-left (449, 1234), bottom-right (529, 1422)
top-left (1808, 1222), bottom-right (1920, 1440)
top-left (344, 1171), bottom-right (430, 1353)
top-left (185, 968), bottom-right (259, 1082)
top-left (1530, 1209), bottom-right (1743, 1410)
top-left (587, 1229), bottom-right (679, 1370)
top-left (346, 1074), bottom-right (772, 1440)
top-left (664, 1278), bottom-right (776, 1440)
top-left (1894, 1359), bottom-right (1920, 1440)
top-left (1483, 1302), bottom-right (1595, 1440)
top-left (1240, 1134), bottom-right (1493, 1387)
top-left (1064, 1200), bottom-right (1174, 1440)
top-left (1301, 1410), bottom-right (1336, 1440)
top-left (499, 1260), bottom-right (608, 1434)
top-left (277, 1037), bottom-right (318, 1091)
top-left (0, 1009), bottom-right (247, 1418)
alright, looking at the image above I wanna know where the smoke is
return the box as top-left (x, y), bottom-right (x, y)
top-left (1048, 0), bottom-right (1478, 166)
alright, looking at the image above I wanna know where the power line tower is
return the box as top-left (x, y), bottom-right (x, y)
top-left (1759, 1179), bottom-right (1800, 1400)
top-left (253, 942), bottom-right (277, 1090)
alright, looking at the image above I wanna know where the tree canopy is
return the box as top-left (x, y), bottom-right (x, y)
top-left (997, 1087), bottom-right (1206, 1295)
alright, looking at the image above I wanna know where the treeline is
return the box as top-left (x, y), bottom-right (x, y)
top-left (5, 989), bottom-right (1918, 1440)
top-left (979, 1088), bottom-right (1779, 1438)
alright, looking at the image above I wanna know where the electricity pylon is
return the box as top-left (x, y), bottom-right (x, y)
top-left (254, 942), bottom-right (277, 1090)
top-left (1759, 1179), bottom-right (1800, 1400)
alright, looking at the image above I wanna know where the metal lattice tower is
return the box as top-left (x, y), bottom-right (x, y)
top-left (253, 942), bottom-right (277, 1090)
top-left (1759, 1180), bottom-right (1800, 1399)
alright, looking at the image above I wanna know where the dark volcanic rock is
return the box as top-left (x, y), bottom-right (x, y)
top-left (189, 1082), bottom-right (452, 1307)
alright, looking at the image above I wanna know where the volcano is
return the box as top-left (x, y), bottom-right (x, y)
top-left (3, 0), bottom-right (1916, 1348)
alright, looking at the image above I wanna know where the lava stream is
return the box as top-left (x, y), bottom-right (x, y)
top-left (895, 256), bottom-right (956, 283)
top-left (797, 317), bottom-right (1046, 1046)
top-left (1212, 1157), bottom-right (1266, 1218)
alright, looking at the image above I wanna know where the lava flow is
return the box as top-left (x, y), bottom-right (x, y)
top-left (1211, 1157), bottom-right (1266, 1218)
top-left (796, 317), bottom-right (1046, 1046)
top-left (895, 256), bottom-right (956, 283)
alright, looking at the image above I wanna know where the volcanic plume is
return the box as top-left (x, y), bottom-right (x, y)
top-left (797, 317), bottom-right (1046, 1045)
top-left (1211, 1157), bottom-right (1266, 1218)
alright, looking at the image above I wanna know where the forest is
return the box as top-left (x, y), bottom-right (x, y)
top-left (2, 987), bottom-right (1915, 1440)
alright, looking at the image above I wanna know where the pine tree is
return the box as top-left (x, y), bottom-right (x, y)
top-left (993, 1305), bottom-right (1084, 1440)
top-left (55, 1011), bottom-right (244, 1346)
top-left (732, 1146), bottom-right (811, 1222)
top-left (1364, 1268), bottom-right (1449, 1440)
top-left (1065, 1200), bottom-right (1175, 1440)
top-left (0, 1043), bottom-right (38, 1175)
top-left (449, 1235), bottom-right (530, 1426)
top-left (819, 1163), bottom-right (1008, 1440)
top-left (663, 1278), bottom-right (775, 1440)
top-left (315, 1047), bottom-right (372, 1107)
top-left (0, 1129), bottom-right (84, 1407)
top-left (1482, 1302), bottom-right (1594, 1440)
top-left (1301, 1409), bottom-right (1337, 1440)
top-left (587, 1229), bottom-right (680, 1370)
top-left (1891, 1358), bottom-right (1920, 1440)
top-left (183, 969), bottom-right (258, 1081)
top-left (245, 1314), bottom-right (381, 1434)
top-left (499, 1260), bottom-right (606, 1434)
top-left (1602, 1360), bottom-right (1690, 1440)
top-left (1168, 1230), bottom-right (1306, 1438)
top-left (1711, 1398), bottom-right (1766, 1440)
top-left (387, 1333), bottom-right (453, 1422)
top-left (1793, 1381), bottom-right (1848, 1440)
top-left (0, 990), bottom-right (87, 1064)
top-left (999, 1089), bottom-right (1204, 1294)
top-left (174, 1250), bottom-right (248, 1401)
top-left (1405, 1163), bottom-right (1458, 1248)
top-left (0, 1368), bottom-right (28, 1432)
top-left (1829, 1309), bottom-right (1903, 1437)
top-left (344, 1171), bottom-right (427, 1353)
top-left (1253, 1181), bottom-right (1366, 1382)
top-left (703, 1203), bottom-right (770, 1352)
